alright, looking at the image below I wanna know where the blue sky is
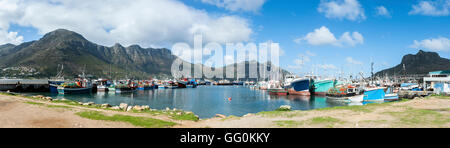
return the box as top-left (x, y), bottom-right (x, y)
top-left (1, 0), bottom-right (449, 77)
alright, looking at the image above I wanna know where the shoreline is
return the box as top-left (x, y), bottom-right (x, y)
top-left (0, 92), bottom-right (449, 128)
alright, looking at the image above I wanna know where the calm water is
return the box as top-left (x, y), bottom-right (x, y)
top-left (26, 86), bottom-right (363, 118)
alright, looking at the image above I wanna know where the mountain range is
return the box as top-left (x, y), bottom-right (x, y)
top-left (0, 29), bottom-right (288, 80)
top-left (376, 50), bottom-right (450, 76)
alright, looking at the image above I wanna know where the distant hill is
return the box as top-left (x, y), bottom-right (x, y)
top-left (376, 50), bottom-right (450, 76)
top-left (0, 29), bottom-right (290, 79)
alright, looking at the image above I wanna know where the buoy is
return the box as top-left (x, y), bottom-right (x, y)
top-left (228, 97), bottom-right (232, 101)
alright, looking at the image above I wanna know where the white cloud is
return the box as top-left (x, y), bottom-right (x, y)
top-left (410, 0), bottom-right (450, 16)
top-left (0, 0), bottom-right (253, 47)
top-left (0, 0), bottom-right (23, 45)
top-left (411, 37), bottom-right (450, 51)
top-left (346, 57), bottom-right (363, 65)
top-left (318, 0), bottom-right (366, 21)
top-left (201, 0), bottom-right (266, 13)
top-left (295, 26), bottom-right (364, 47)
top-left (375, 6), bottom-right (391, 17)
top-left (296, 26), bottom-right (338, 46)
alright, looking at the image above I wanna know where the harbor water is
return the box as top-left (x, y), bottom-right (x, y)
top-left (25, 86), bottom-right (371, 119)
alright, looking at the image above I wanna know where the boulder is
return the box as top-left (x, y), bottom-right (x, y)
top-left (243, 113), bottom-right (254, 117)
top-left (279, 105), bottom-right (292, 111)
top-left (119, 103), bottom-right (128, 110)
top-left (185, 111), bottom-right (193, 115)
top-left (101, 104), bottom-right (111, 108)
top-left (215, 114), bottom-right (226, 118)
top-left (141, 105), bottom-right (150, 110)
top-left (43, 97), bottom-right (53, 100)
top-left (165, 107), bottom-right (170, 111)
top-left (126, 106), bottom-right (133, 112)
top-left (133, 105), bottom-right (143, 111)
top-left (173, 108), bottom-right (177, 111)
top-left (176, 112), bottom-right (183, 115)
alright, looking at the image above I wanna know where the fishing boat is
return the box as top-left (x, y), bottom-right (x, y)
top-left (326, 85), bottom-right (364, 102)
top-left (363, 87), bottom-right (386, 102)
top-left (288, 78), bottom-right (311, 96)
top-left (115, 85), bottom-right (136, 93)
top-left (57, 79), bottom-right (92, 94)
top-left (267, 80), bottom-right (288, 95)
top-left (384, 86), bottom-right (399, 101)
top-left (96, 79), bottom-right (109, 92)
top-left (312, 79), bottom-right (335, 96)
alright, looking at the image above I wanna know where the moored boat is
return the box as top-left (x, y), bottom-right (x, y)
top-left (363, 87), bottom-right (386, 102)
top-left (288, 78), bottom-right (311, 96)
top-left (312, 79), bottom-right (335, 96)
top-left (326, 85), bottom-right (364, 102)
top-left (57, 80), bottom-right (92, 94)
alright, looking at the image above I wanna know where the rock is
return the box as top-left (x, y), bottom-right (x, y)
top-left (215, 114), bottom-right (226, 118)
top-left (173, 108), bottom-right (177, 111)
top-left (133, 105), bottom-right (143, 111)
top-left (61, 98), bottom-right (67, 101)
top-left (165, 107), bottom-right (170, 111)
top-left (176, 112), bottom-right (183, 115)
top-left (44, 97), bottom-right (53, 101)
top-left (142, 105), bottom-right (150, 110)
top-left (185, 111), bottom-right (193, 115)
top-left (78, 102), bottom-right (83, 105)
top-left (126, 106), bottom-right (133, 112)
top-left (279, 105), bottom-right (292, 111)
top-left (119, 103), bottom-right (128, 110)
top-left (88, 102), bottom-right (95, 105)
top-left (243, 113), bottom-right (254, 117)
top-left (101, 104), bottom-right (111, 108)
top-left (82, 103), bottom-right (90, 106)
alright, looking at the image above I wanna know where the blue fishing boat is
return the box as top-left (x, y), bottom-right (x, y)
top-left (288, 78), bottom-right (311, 96)
top-left (49, 80), bottom-right (65, 93)
top-left (363, 87), bottom-right (386, 101)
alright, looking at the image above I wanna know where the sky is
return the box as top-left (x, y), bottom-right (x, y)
top-left (0, 0), bottom-right (449, 77)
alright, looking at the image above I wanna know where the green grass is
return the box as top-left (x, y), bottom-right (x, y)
top-left (274, 120), bottom-right (302, 127)
top-left (316, 105), bottom-right (373, 113)
top-left (76, 111), bottom-right (176, 128)
top-left (310, 117), bottom-right (341, 124)
top-left (25, 101), bottom-right (72, 109)
top-left (384, 108), bottom-right (450, 127)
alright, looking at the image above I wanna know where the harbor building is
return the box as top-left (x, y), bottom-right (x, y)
top-left (423, 71), bottom-right (450, 95)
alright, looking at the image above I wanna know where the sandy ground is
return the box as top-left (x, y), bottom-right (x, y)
top-left (177, 97), bottom-right (450, 128)
top-left (1, 94), bottom-right (449, 128)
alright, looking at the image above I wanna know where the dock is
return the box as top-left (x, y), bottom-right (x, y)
top-left (0, 79), bottom-right (49, 92)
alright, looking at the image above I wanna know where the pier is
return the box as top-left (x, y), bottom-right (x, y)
top-left (0, 79), bottom-right (49, 92)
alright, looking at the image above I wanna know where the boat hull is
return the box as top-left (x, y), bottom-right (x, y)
top-left (115, 88), bottom-right (136, 93)
top-left (363, 88), bottom-right (386, 101)
top-left (288, 88), bottom-right (310, 96)
top-left (268, 89), bottom-right (288, 96)
top-left (313, 79), bottom-right (335, 96)
top-left (57, 87), bottom-right (92, 94)
top-left (384, 94), bottom-right (399, 101)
